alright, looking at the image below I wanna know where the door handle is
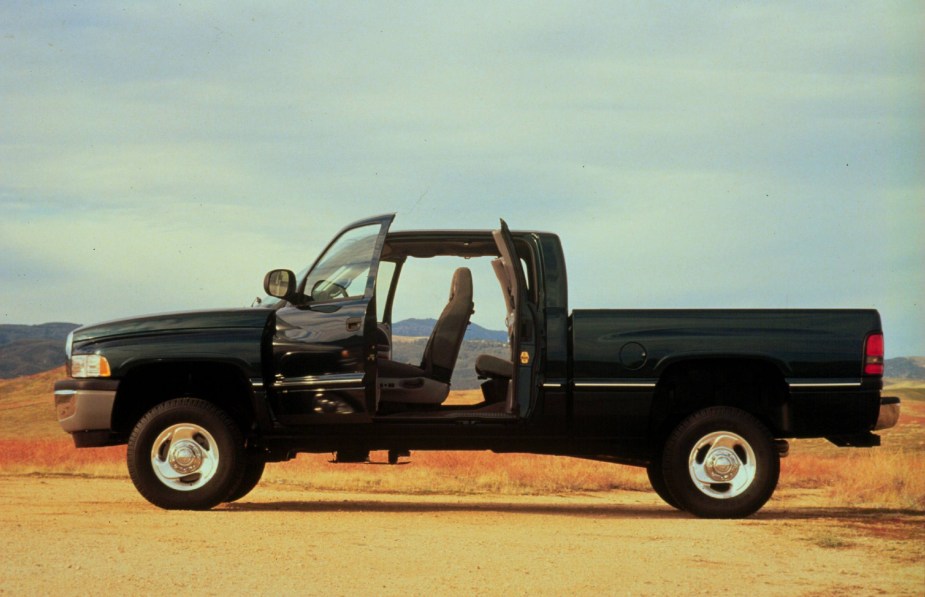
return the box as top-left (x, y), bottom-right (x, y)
top-left (346, 318), bottom-right (363, 332)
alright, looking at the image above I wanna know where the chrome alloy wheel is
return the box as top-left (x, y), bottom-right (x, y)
top-left (688, 431), bottom-right (756, 499)
top-left (150, 423), bottom-right (220, 491)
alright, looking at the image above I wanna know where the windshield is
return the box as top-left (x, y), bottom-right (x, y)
top-left (301, 223), bottom-right (381, 301)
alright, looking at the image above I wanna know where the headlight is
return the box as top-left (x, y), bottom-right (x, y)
top-left (71, 355), bottom-right (111, 378)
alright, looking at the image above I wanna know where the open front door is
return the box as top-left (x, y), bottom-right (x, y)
top-left (270, 214), bottom-right (394, 425)
top-left (493, 220), bottom-right (535, 416)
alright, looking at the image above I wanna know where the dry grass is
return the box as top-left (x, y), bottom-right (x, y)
top-left (782, 449), bottom-right (925, 510)
top-left (0, 367), bottom-right (67, 439)
top-left (0, 439), bottom-right (126, 478)
top-left (2, 377), bottom-right (923, 510)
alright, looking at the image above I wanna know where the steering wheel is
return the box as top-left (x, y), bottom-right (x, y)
top-left (311, 279), bottom-right (349, 300)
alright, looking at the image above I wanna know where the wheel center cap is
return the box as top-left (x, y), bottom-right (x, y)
top-left (169, 440), bottom-right (203, 474)
top-left (705, 448), bottom-right (740, 481)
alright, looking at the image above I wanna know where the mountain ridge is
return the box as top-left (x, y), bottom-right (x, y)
top-left (0, 322), bottom-right (81, 346)
top-left (392, 317), bottom-right (508, 342)
top-left (0, 323), bottom-right (80, 379)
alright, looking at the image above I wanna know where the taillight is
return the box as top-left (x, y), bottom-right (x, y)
top-left (864, 333), bottom-right (884, 376)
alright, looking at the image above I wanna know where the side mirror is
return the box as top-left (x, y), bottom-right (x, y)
top-left (263, 269), bottom-right (297, 301)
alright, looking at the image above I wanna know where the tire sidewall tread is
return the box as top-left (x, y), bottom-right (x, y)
top-left (224, 450), bottom-right (267, 503)
top-left (647, 452), bottom-right (683, 510)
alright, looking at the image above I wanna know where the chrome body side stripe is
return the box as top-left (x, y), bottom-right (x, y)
top-left (788, 381), bottom-right (862, 389)
top-left (573, 381), bottom-right (658, 389)
top-left (273, 373), bottom-right (365, 389)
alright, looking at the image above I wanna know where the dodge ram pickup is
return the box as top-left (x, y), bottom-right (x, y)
top-left (54, 214), bottom-right (900, 518)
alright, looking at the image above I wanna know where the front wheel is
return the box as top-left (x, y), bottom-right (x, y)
top-left (662, 407), bottom-right (779, 519)
top-left (224, 450), bottom-right (267, 503)
top-left (127, 398), bottom-right (245, 510)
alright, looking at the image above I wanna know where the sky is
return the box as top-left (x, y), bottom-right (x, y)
top-left (1, 2), bottom-right (923, 356)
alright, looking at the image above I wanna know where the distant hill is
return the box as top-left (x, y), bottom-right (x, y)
top-left (885, 357), bottom-right (925, 381)
top-left (0, 322), bottom-right (80, 345)
top-left (393, 318), bottom-right (508, 342)
top-left (0, 323), bottom-right (80, 379)
top-left (0, 366), bottom-right (67, 438)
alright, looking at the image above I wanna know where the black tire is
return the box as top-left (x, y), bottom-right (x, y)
top-left (646, 453), bottom-right (682, 510)
top-left (127, 398), bottom-right (245, 510)
top-left (224, 451), bottom-right (266, 503)
top-left (661, 406), bottom-right (779, 519)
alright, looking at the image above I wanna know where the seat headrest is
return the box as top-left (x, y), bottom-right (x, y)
top-left (449, 267), bottom-right (472, 300)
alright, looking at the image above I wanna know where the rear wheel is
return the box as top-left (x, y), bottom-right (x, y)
top-left (646, 453), bottom-right (682, 510)
top-left (662, 407), bottom-right (779, 519)
top-left (127, 398), bottom-right (245, 510)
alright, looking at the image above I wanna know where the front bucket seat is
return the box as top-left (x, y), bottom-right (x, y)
top-left (379, 267), bottom-right (474, 405)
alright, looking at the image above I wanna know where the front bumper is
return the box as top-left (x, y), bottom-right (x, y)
top-left (874, 396), bottom-right (901, 431)
top-left (53, 379), bottom-right (119, 433)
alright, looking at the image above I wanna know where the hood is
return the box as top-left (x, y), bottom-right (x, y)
top-left (71, 308), bottom-right (274, 345)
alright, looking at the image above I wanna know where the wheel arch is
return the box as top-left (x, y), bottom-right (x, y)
top-left (650, 357), bottom-right (789, 441)
top-left (111, 361), bottom-right (257, 437)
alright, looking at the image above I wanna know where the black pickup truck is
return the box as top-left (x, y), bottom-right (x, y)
top-left (54, 214), bottom-right (900, 518)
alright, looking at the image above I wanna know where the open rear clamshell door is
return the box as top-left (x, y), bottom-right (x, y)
top-left (492, 219), bottom-right (533, 415)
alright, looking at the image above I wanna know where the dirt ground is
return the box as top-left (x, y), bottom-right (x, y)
top-left (1, 475), bottom-right (922, 597)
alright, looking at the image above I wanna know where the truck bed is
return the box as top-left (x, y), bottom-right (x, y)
top-left (569, 309), bottom-right (883, 438)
